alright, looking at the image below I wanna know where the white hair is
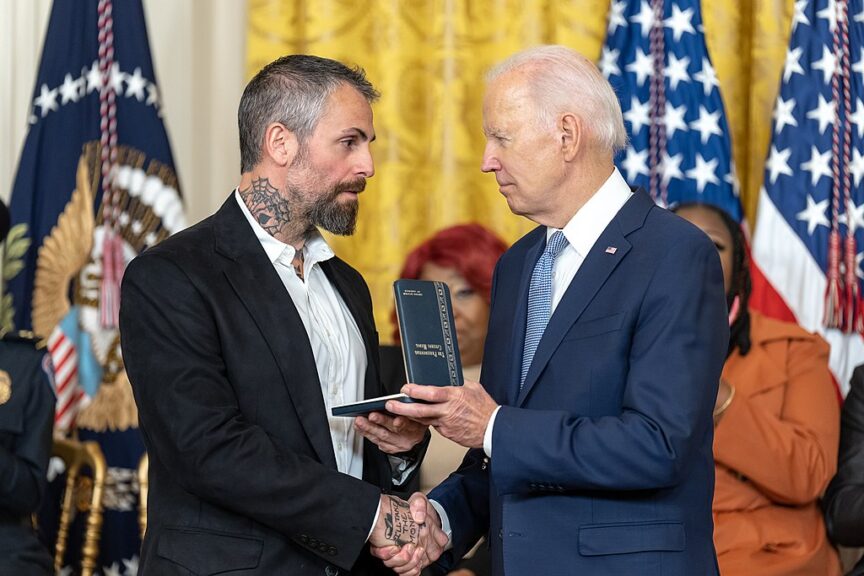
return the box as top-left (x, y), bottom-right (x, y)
top-left (487, 45), bottom-right (628, 153)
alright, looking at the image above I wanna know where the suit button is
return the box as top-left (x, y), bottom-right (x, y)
top-left (328, 546), bottom-right (338, 556)
top-left (325, 566), bottom-right (339, 576)
top-left (498, 528), bottom-right (503, 539)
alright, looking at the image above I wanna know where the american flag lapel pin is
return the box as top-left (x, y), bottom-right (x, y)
top-left (605, 246), bottom-right (617, 254)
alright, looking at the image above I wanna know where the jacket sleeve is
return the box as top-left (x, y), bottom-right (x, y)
top-left (0, 351), bottom-right (55, 514)
top-left (714, 332), bottom-right (839, 505)
top-left (490, 234), bottom-right (728, 493)
top-left (424, 259), bottom-right (508, 567)
top-left (823, 366), bottom-right (864, 546)
top-left (119, 253), bottom-right (381, 570)
top-left (427, 448), bottom-right (491, 570)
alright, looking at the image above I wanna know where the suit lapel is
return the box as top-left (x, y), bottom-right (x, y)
top-left (320, 258), bottom-right (390, 487)
top-left (516, 189), bottom-right (653, 406)
top-left (321, 260), bottom-right (381, 402)
top-left (213, 197), bottom-right (338, 469)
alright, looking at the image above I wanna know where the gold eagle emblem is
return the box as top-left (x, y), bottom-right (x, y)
top-left (32, 142), bottom-right (182, 432)
top-left (32, 144), bottom-right (98, 339)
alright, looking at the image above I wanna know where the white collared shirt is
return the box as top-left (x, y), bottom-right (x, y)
top-left (549, 167), bottom-right (634, 314)
top-left (235, 191), bottom-right (367, 479)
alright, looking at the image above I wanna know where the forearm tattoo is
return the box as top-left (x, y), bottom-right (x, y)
top-left (384, 496), bottom-right (419, 546)
top-left (239, 177), bottom-right (291, 237)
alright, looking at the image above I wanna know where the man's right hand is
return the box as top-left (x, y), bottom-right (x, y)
top-left (369, 493), bottom-right (448, 575)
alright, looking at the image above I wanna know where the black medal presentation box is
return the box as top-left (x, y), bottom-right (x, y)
top-left (331, 279), bottom-right (463, 417)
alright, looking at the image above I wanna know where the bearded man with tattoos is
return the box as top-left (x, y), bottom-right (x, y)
top-left (120, 55), bottom-right (444, 576)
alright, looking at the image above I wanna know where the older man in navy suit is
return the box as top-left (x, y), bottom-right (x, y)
top-left (379, 46), bottom-right (728, 576)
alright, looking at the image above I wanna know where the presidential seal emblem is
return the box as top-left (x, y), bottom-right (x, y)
top-left (31, 142), bottom-right (183, 434)
top-left (0, 370), bottom-right (10, 404)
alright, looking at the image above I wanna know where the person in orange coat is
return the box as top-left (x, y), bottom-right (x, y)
top-left (675, 203), bottom-right (842, 576)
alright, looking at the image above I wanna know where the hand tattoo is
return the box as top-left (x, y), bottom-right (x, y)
top-left (239, 177), bottom-right (292, 237)
top-left (383, 496), bottom-right (420, 546)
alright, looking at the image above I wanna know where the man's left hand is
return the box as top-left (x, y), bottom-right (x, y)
top-left (354, 412), bottom-right (427, 454)
top-left (386, 380), bottom-right (498, 449)
top-left (369, 493), bottom-right (449, 575)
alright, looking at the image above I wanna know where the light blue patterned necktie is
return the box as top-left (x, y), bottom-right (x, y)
top-left (521, 231), bottom-right (569, 390)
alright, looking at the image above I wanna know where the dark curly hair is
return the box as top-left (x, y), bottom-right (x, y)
top-left (673, 202), bottom-right (751, 357)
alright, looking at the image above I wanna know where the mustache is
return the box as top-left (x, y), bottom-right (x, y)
top-left (333, 178), bottom-right (366, 195)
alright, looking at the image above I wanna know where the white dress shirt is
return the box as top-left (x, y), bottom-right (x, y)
top-left (235, 191), bottom-right (367, 478)
top-left (432, 168), bottom-right (634, 543)
top-left (237, 191), bottom-right (426, 541)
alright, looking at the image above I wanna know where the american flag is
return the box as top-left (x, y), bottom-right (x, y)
top-left (751, 0), bottom-right (864, 394)
top-left (600, 0), bottom-right (743, 222)
top-left (6, 0), bottom-right (184, 572)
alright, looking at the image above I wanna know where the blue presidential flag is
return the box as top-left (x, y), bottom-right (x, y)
top-left (751, 0), bottom-right (864, 393)
top-left (600, 0), bottom-right (743, 221)
top-left (6, 0), bottom-right (185, 573)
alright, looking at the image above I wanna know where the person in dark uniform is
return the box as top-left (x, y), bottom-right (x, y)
top-left (824, 365), bottom-right (864, 576)
top-left (0, 198), bottom-right (56, 576)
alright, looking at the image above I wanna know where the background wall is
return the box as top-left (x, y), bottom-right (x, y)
top-left (246, 0), bottom-right (791, 341)
top-left (0, 0), bottom-right (246, 224)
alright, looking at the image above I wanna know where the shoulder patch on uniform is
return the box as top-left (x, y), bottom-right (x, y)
top-left (0, 370), bottom-right (11, 404)
top-left (1, 330), bottom-right (47, 349)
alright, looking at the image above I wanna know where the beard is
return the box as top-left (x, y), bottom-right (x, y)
top-left (292, 177), bottom-right (365, 236)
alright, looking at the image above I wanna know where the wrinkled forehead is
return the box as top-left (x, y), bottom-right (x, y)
top-left (483, 73), bottom-right (535, 126)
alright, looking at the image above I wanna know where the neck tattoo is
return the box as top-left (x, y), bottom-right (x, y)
top-left (239, 177), bottom-right (292, 238)
top-left (292, 249), bottom-right (305, 281)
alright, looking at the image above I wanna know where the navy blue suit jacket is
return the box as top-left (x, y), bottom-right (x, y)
top-left (429, 190), bottom-right (728, 576)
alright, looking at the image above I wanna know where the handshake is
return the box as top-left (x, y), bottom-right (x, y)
top-left (368, 492), bottom-right (449, 575)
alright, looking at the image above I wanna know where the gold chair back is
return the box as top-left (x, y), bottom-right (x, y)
top-left (138, 452), bottom-right (148, 539)
top-left (51, 438), bottom-right (107, 576)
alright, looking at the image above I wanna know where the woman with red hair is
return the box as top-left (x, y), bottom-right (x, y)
top-left (392, 224), bottom-right (508, 368)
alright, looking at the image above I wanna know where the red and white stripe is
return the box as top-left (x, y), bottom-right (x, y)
top-left (751, 191), bottom-right (864, 396)
top-left (47, 326), bottom-right (86, 434)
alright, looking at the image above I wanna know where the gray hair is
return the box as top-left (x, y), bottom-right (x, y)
top-left (239, 55), bottom-right (380, 173)
top-left (487, 45), bottom-right (627, 153)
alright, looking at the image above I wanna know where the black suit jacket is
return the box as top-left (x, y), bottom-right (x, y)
top-left (120, 195), bottom-right (398, 575)
top-left (824, 366), bottom-right (864, 576)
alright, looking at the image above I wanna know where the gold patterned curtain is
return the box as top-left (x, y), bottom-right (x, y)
top-left (247, 0), bottom-right (791, 342)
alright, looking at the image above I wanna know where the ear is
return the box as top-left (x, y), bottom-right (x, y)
top-left (262, 122), bottom-right (300, 167)
top-left (559, 112), bottom-right (583, 162)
